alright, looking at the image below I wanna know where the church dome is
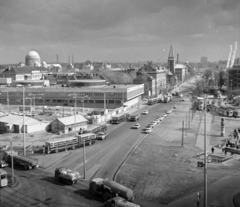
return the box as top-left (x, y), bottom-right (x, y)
top-left (25, 50), bottom-right (41, 66)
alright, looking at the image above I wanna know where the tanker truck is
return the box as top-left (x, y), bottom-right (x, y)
top-left (55, 167), bottom-right (81, 185)
top-left (89, 178), bottom-right (134, 201)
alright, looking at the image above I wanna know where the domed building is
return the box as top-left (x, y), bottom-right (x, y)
top-left (25, 50), bottom-right (41, 66)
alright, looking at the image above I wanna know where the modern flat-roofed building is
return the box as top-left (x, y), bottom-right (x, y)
top-left (0, 84), bottom-right (144, 110)
top-left (228, 64), bottom-right (240, 91)
top-left (175, 64), bottom-right (188, 83)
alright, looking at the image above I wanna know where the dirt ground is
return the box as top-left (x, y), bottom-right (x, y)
top-left (116, 107), bottom-right (240, 206)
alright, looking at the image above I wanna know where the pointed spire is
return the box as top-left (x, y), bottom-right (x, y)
top-left (168, 45), bottom-right (174, 59)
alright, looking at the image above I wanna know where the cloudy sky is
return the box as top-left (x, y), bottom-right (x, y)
top-left (0, 0), bottom-right (239, 64)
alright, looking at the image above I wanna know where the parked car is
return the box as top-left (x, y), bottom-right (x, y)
top-left (155, 119), bottom-right (161, 124)
top-left (142, 110), bottom-right (148, 115)
top-left (151, 121), bottom-right (158, 126)
top-left (166, 109), bottom-right (173, 114)
top-left (96, 132), bottom-right (108, 140)
top-left (132, 123), bottom-right (141, 129)
top-left (147, 124), bottom-right (155, 129)
top-left (173, 105), bottom-right (177, 109)
top-left (142, 127), bottom-right (152, 134)
top-left (0, 160), bottom-right (8, 168)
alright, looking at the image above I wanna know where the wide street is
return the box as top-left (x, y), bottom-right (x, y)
top-left (1, 94), bottom-right (185, 207)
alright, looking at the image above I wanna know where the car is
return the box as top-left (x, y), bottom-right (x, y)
top-left (147, 124), bottom-right (155, 129)
top-left (151, 121), bottom-right (158, 125)
top-left (142, 127), bottom-right (152, 134)
top-left (155, 119), bottom-right (161, 123)
top-left (132, 123), bottom-right (141, 129)
top-left (96, 132), bottom-right (108, 140)
top-left (142, 110), bottom-right (148, 115)
top-left (166, 109), bottom-right (172, 114)
top-left (162, 113), bottom-right (167, 118)
top-left (181, 98), bottom-right (186, 101)
top-left (0, 160), bottom-right (8, 168)
top-left (150, 122), bottom-right (157, 127)
top-left (173, 105), bottom-right (177, 109)
top-left (105, 196), bottom-right (140, 207)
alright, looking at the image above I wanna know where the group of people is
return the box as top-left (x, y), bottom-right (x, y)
top-left (233, 129), bottom-right (240, 140)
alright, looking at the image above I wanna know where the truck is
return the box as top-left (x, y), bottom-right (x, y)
top-left (55, 167), bottom-right (81, 185)
top-left (89, 178), bottom-right (134, 201)
top-left (104, 197), bottom-right (140, 207)
top-left (7, 154), bottom-right (39, 170)
top-left (129, 114), bottom-right (140, 121)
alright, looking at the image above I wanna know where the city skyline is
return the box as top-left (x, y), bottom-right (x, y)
top-left (0, 0), bottom-right (239, 64)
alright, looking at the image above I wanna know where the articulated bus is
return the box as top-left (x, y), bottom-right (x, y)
top-left (0, 169), bottom-right (8, 187)
top-left (45, 133), bottom-right (96, 154)
top-left (83, 123), bottom-right (107, 134)
top-left (111, 113), bottom-right (130, 124)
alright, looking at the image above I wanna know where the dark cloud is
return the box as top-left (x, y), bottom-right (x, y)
top-left (220, 0), bottom-right (240, 11)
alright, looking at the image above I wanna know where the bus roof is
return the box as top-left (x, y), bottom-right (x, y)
top-left (46, 136), bottom-right (77, 144)
top-left (75, 133), bottom-right (96, 138)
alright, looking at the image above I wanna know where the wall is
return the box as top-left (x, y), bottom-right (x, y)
top-left (26, 122), bottom-right (49, 133)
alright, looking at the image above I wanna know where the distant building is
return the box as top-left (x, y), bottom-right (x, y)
top-left (175, 64), bottom-right (188, 83)
top-left (134, 62), bottom-right (166, 97)
top-left (228, 65), bottom-right (240, 91)
top-left (50, 115), bottom-right (88, 134)
top-left (25, 51), bottom-right (41, 67)
top-left (201, 57), bottom-right (208, 64)
top-left (168, 45), bottom-right (175, 74)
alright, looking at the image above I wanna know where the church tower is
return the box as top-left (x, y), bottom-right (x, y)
top-left (168, 45), bottom-right (175, 74)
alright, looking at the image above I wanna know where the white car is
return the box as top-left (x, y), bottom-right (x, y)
top-left (166, 109), bottom-right (172, 114)
top-left (132, 123), bottom-right (141, 129)
top-left (142, 127), bottom-right (152, 134)
top-left (155, 118), bottom-right (161, 123)
top-left (96, 132), bottom-right (108, 140)
top-left (150, 121), bottom-right (157, 127)
top-left (142, 110), bottom-right (148, 115)
top-left (158, 116), bottom-right (164, 121)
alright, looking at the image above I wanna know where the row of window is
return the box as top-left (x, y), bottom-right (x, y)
top-left (0, 92), bottom-right (124, 98)
top-left (0, 99), bottom-right (121, 104)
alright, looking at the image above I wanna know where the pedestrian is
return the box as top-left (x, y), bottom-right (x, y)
top-left (211, 147), bottom-right (215, 154)
top-left (234, 129), bottom-right (237, 139)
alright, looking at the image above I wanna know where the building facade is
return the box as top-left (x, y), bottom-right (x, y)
top-left (175, 64), bottom-right (188, 83)
top-left (228, 64), bottom-right (240, 91)
top-left (0, 84), bottom-right (144, 110)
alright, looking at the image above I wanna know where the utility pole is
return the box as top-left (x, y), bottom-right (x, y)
top-left (182, 121), bottom-right (184, 147)
top-left (204, 98), bottom-right (207, 207)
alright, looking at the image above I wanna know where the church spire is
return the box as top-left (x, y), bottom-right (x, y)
top-left (168, 45), bottom-right (174, 59)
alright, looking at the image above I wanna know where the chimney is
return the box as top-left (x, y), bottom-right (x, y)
top-left (177, 54), bottom-right (179, 63)
top-left (72, 55), bottom-right (74, 65)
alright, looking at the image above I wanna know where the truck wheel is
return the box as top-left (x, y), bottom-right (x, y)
top-left (89, 188), bottom-right (96, 195)
top-left (103, 192), bottom-right (111, 201)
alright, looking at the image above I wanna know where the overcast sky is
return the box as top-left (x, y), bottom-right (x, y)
top-left (0, 0), bottom-right (239, 64)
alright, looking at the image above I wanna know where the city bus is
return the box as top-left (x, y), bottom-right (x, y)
top-left (148, 97), bottom-right (158, 105)
top-left (111, 113), bottom-right (130, 124)
top-left (45, 133), bottom-right (96, 154)
top-left (0, 169), bottom-right (8, 187)
top-left (83, 123), bottom-right (107, 134)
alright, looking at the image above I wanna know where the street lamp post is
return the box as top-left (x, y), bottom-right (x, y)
top-left (69, 93), bottom-right (77, 133)
top-left (103, 92), bottom-right (106, 114)
top-left (204, 97), bottom-right (207, 207)
top-left (81, 95), bottom-right (89, 113)
top-left (29, 93), bottom-right (43, 115)
top-left (3, 91), bottom-right (9, 113)
top-left (22, 86), bottom-right (26, 156)
top-left (25, 97), bottom-right (33, 117)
